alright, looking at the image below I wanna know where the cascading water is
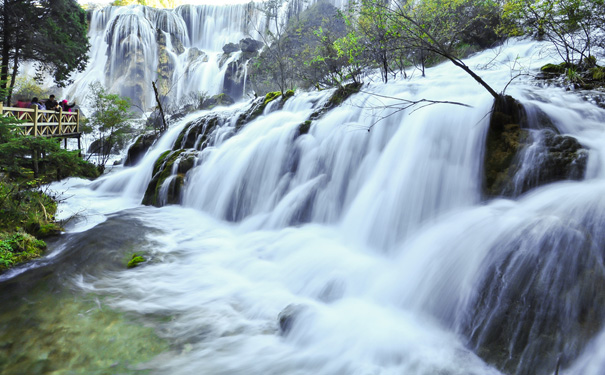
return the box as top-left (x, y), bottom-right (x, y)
top-left (65, 0), bottom-right (345, 112)
top-left (3, 4), bottom-right (605, 374)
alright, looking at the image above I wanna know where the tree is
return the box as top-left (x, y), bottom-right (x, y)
top-left (251, 0), bottom-right (294, 95)
top-left (86, 82), bottom-right (134, 170)
top-left (0, 0), bottom-right (90, 104)
top-left (501, 0), bottom-right (605, 66)
top-left (384, 0), bottom-right (502, 99)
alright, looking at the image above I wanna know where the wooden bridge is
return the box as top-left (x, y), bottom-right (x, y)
top-left (0, 103), bottom-right (82, 147)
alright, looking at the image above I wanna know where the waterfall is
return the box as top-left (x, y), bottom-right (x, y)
top-left (3, 0), bottom-right (605, 370)
top-left (65, 0), bottom-right (346, 112)
top-left (17, 35), bottom-right (600, 375)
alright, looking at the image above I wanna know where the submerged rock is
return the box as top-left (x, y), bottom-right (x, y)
top-left (277, 304), bottom-right (309, 335)
top-left (465, 212), bottom-right (605, 375)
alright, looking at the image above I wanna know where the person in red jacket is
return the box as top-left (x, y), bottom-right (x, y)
top-left (60, 99), bottom-right (76, 112)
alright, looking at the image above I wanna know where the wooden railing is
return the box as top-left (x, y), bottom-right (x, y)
top-left (0, 102), bottom-right (80, 137)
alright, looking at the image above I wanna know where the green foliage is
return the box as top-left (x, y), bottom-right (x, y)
top-left (10, 76), bottom-right (51, 102)
top-left (87, 82), bottom-right (134, 169)
top-left (1, 0), bottom-right (90, 103)
top-left (0, 116), bottom-right (99, 181)
top-left (0, 231), bottom-right (46, 271)
top-left (591, 66), bottom-right (605, 81)
top-left (500, 0), bottom-right (605, 65)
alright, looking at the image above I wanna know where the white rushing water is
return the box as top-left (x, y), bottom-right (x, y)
top-left (44, 34), bottom-right (605, 375)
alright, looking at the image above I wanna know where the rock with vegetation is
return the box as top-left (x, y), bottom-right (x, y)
top-left (142, 149), bottom-right (198, 207)
top-left (235, 91), bottom-right (293, 130)
top-left (483, 95), bottom-right (587, 198)
top-left (538, 58), bottom-right (605, 90)
top-left (309, 82), bottom-right (362, 121)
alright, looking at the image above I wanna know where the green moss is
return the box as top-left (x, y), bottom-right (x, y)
top-left (264, 91), bottom-right (282, 106)
top-left (284, 89), bottom-right (295, 100)
top-left (127, 253), bottom-right (145, 268)
top-left (591, 66), bottom-right (605, 80)
top-left (540, 63), bottom-right (567, 74)
top-left (0, 232), bottom-right (47, 272)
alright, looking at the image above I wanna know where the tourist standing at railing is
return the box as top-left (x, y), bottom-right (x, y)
top-left (45, 95), bottom-right (59, 111)
top-left (29, 97), bottom-right (46, 110)
top-left (60, 99), bottom-right (76, 112)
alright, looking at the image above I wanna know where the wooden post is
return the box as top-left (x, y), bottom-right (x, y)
top-left (58, 107), bottom-right (63, 135)
top-left (0, 102), bottom-right (3, 115)
top-left (33, 106), bottom-right (38, 136)
top-left (76, 109), bottom-right (80, 134)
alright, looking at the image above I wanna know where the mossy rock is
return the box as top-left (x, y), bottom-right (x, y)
top-left (540, 63), bottom-right (567, 74)
top-left (264, 91), bottom-right (282, 106)
top-left (310, 82), bottom-right (363, 121)
top-left (298, 120), bottom-right (312, 135)
top-left (142, 150), bottom-right (197, 207)
top-left (284, 90), bottom-right (295, 101)
top-left (483, 95), bottom-right (587, 198)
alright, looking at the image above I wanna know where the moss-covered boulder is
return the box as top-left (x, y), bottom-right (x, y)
top-left (142, 149), bottom-right (197, 207)
top-left (309, 82), bottom-right (362, 121)
top-left (174, 115), bottom-right (223, 150)
top-left (235, 91), bottom-right (287, 130)
top-left (124, 133), bottom-right (158, 167)
top-left (483, 95), bottom-right (587, 198)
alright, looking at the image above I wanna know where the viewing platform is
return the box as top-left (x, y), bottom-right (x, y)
top-left (0, 102), bottom-right (81, 141)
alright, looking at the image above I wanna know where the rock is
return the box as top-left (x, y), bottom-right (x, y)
top-left (309, 82), bottom-right (362, 121)
top-left (124, 133), bottom-right (158, 167)
top-left (277, 304), bottom-right (309, 335)
top-left (239, 38), bottom-right (263, 53)
top-left (222, 42), bottom-right (240, 54)
top-left (87, 138), bottom-right (120, 155)
top-left (142, 149), bottom-right (198, 207)
top-left (187, 47), bottom-right (208, 63)
top-left (482, 95), bottom-right (587, 198)
top-left (223, 60), bottom-right (246, 100)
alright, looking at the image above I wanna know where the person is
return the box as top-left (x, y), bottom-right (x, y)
top-left (60, 99), bottom-right (76, 112)
top-left (29, 97), bottom-right (46, 110)
top-left (45, 95), bottom-right (59, 111)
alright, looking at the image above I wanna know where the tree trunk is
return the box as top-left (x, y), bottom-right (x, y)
top-left (7, 48), bottom-right (20, 105)
top-left (1, 5), bottom-right (12, 104)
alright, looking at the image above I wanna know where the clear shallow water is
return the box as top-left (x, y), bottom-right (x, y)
top-left (3, 38), bottom-right (605, 375)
